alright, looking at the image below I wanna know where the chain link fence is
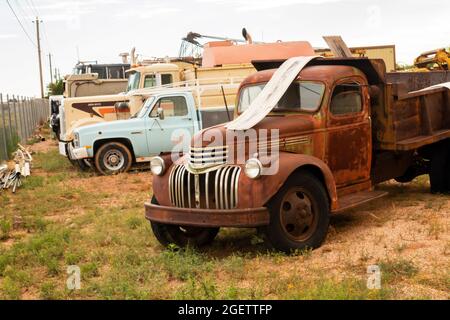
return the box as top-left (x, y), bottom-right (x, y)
top-left (0, 94), bottom-right (49, 161)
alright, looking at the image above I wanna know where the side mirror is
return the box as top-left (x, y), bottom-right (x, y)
top-left (157, 107), bottom-right (165, 120)
top-left (115, 102), bottom-right (129, 111)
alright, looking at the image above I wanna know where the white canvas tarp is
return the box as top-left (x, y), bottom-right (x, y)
top-left (226, 56), bottom-right (321, 131)
top-left (411, 82), bottom-right (450, 93)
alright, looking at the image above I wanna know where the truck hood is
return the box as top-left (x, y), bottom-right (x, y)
top-left (75, 118), bottom-right (140, 135)
top-left (64, 92), bottom-right (128, 104)
top-left (192, 115), bottom-right (317, 149)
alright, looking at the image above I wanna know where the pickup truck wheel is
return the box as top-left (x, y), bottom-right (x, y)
top-left (75, 159), bottom-right (92, 172)
top-left (265, 172), bottom-right (330, 253)
top-left (94, 142), bottom-right (132, 175)
top-left (149, 196), bottom-right (219, 248)
top-left (66, 147), bottom-right (92, 172)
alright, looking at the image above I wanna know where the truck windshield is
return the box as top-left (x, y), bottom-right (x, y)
top-left (127, 72), bottom-right (141, 92)
top-left (132, 96), bottom-right (155, 118)
top-left (238, 81), bottom-right (325, 113)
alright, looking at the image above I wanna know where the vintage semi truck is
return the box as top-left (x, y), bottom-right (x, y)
top-left (50, 61), bottom-right (131, 138)
top-left (145, 56), bottom-right (450, 252)
top-left (65, 62), bottom-right (131, 97)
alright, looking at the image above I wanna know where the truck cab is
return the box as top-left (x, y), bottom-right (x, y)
top-left (146, 57), bottom-right (450, 252)
top-left (125, 63), bottom-right (181, 92)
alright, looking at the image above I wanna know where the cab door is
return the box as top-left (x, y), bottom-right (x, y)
top-left (326, 77), bottom-right (371, 187)
top-left (145, 95), bottom-right (195, 155)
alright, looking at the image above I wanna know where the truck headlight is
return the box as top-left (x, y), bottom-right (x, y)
top-left (150, 157), bottom-right (166, 176)
top-left (245, 158), bottom-right (262, 179)
top-left (73, 132), bottom-right (80, 148)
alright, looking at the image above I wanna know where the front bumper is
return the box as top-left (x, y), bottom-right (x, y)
top-left (145, 203), bottom-right (270, 228)
top-left (67, 143), bottom-right (89, 160)
top-left (59, 142), bottom-right (67, 156)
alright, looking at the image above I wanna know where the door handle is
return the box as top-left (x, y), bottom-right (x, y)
top-left (182, 117), bottom-right (192, 121)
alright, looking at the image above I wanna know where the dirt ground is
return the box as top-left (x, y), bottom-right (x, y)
top-left (0, 137), bottom-right (448, 300)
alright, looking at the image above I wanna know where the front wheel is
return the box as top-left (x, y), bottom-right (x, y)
top-left (264, 171), bottom-right (330, 253)
top-left (76, 159), bottom-right (93, 172)
top-left (94, 141), bottom-right (132, 175)
top-left (149, 196), bottom-right (219, 248)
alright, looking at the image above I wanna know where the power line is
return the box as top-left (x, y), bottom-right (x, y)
top-left (41, 21), bottom-right (53, 53)
top-left (15, 0), bottom-right (35, 32)
top-left (23, 0), bottom-right (55, 71)
top-left (25, 0), bottom-right (39, 17)
top-left (6, 0), bottom-right (36, 47)
top-left (27, 0), bottom-right (39, 16)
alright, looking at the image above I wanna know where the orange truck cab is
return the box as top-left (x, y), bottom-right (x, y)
top-left (145, 57), bottom-right (450, 253)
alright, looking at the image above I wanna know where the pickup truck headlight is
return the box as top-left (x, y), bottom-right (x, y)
top-left (150, 157), bottom-right (166, 176)
top-left (73, 132), bottom-right (80, 148)
top-left (245, 158), bottom-right (262, 179)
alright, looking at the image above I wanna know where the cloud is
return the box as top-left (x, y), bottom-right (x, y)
top-left (32, 0), bottom-right (121, 11)
top-left (196, 0), bottom-right (347, 11)
top-left (29, 0), bottom-right (122, 22)
top-left (0, 34), bottom-right (18, 39)
top-left (114, 3), bottom-right (181, 19)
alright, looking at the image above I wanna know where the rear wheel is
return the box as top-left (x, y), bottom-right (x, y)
top-left (264, 171), bottom-right (330, 253)
top-left (94, 141), bottom-right (132, 175)
top-left (429, 141), bottom-right (450, 194)
top-left (149, 196), bottom-right (219, 248)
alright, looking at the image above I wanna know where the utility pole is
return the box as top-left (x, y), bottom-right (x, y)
top-left (48, 54), bottom-right (53, 83)
top-left (33, 17), bottom-right (44, 98)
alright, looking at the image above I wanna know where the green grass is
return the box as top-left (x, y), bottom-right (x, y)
top-left (7, 131), bottom-right (20, 159)
top-left (33, 150), bottom-right (72, 172)
top-left (378, 258), bottom-right (419, 283)
top-left (0, 128), bottom-right (20, 160)
top-left (0, 141), bottom-right (447, 300)
top-left (0, 219), bottom-right (12, 240)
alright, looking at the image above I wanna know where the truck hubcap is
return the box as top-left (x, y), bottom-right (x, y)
top-left (280, 187), bottom-right (317, 241)
top-left (103, 149), bottom-right (125, 171)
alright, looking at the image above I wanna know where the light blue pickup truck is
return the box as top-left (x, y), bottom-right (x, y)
top-left (67, 90), bottom-right (232, 175)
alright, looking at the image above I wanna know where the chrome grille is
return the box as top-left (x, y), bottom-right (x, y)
top-left (188, 146), bottom-right (229, 169)
top-left (169, 165), bottom-right (241, 209)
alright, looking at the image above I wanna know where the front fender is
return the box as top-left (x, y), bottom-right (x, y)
top-left (66, 118), bottom-right (106, 141)
top-left (237, 152), bottom-right (338, 211)
top-left (152, 153), bottom-right (338, 211)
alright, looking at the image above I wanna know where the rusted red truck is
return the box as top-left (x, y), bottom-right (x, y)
top-left (145, 57), bottom-right (450, 253)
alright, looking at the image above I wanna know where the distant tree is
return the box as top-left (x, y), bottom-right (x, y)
top-left (396, 63), bottom-right (415, 71)
top-left (47, 79), bottom-right (64, 97)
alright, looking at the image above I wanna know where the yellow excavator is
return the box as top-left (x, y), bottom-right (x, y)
top-left (414, 48), bottom-right (450, 71)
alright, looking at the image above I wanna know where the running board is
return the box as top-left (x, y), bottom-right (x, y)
top-left (333, 190), bottom-right (388, 213)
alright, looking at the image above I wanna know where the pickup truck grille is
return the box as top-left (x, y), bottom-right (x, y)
top-left (169, 165), bottom-right (241, 210)
top-left (188, 146), bottom-right (229, 168)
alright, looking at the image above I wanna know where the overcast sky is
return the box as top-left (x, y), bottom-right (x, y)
top-left (0, 0), bottom-right (448, 97)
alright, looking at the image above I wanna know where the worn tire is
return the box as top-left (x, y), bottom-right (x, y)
top-left (429, 142), bottom-right (450, 194)
top-left (76, 159), bottom-right (92, 172)
top-left (149, 196), bottom-right (219, 248)
top-left (94, 141), bottom-right (132, 176)
top-left (66, 145), bottom-right (89, 171)
top-left (264, 171), bottom-right (330, 253)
